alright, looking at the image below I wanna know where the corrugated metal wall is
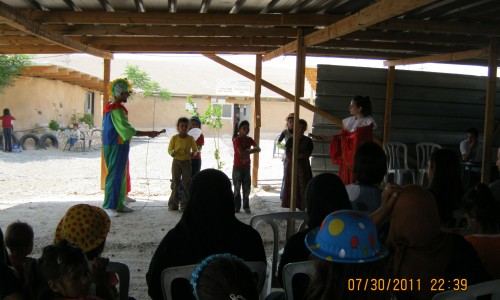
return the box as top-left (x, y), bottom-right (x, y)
top-left (311, 64), bottom-right (500, 177)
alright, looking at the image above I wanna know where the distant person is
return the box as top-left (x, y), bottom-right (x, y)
top-left (1, 108), bottom-right (16, 152)
top-left (1, 227), bottom-right (24, 300)
top-left (146, 169), bottom-right (266, 300)
top-left (460, 127), bottom-right (480, 161)
top-left (346, 141), bottom-right (387, 213)
top-left (462, 183), bottom-right (500, 279)
top-left (53, 204), bottom-right (119, 300)
top-left (327, 96), bottom-right (376, 184)
top-left (190, 254), bottom-right (259, 300)
top-left (67, 123), bottom-right (80, 151)
top-left (277, 113), bottom-right (294, 200)
top-left (281, 119), bottom-right (313, 210)
top-left (232, 120), bottom-right (261, 214)
top-left (304, 210), bottom-right (390, 300)
top-left (36, 240), bottom-right (104, 300)
top-left (427, 148), bottom-right (464, 227)
top-left (167, 117), bottom-right (198, 212)
top-left (4, 221), bottom-right (34, 283)
top-left (102, 78), bottom-right (162, 217)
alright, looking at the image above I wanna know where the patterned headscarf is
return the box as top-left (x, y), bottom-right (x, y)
top-left (54, 204), bottom-right (111, 253)
top-left (108, 78), bottom-right (133, 98)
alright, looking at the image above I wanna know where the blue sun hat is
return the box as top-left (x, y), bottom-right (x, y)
top-left (305, 210), bottom-right (388, 263)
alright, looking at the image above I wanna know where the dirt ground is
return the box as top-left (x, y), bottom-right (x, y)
top-left (0, 129), bottom-right (291, 299)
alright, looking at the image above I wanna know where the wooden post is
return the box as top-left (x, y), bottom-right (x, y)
top-left (290, 28), bottom-right (306, 212)
top-left (383, 66), bottom-right (395, 145)
top-left (100, 58), bottom-right (111, 190)
top-left (481, 38), bottom-right (498, 183)
top-left (252, 54), bottom-right (262, 187)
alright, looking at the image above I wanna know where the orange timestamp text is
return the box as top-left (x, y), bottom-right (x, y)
top-left (347, 278), bottom-right (421, 291)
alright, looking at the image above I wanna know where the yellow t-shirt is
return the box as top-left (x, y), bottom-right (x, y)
top-left (168, 134), bottom-right (198, 161)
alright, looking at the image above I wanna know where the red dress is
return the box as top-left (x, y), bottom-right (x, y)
top-left (329, 124), bottom-right (374, 184)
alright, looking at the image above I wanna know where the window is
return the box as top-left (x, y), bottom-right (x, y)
top-left (212, 104), bottom-right (233, 119)
top-left (85, 92), bottom-right (94, 114)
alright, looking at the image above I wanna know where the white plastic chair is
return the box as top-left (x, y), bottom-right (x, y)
top-left (106, 261), bottom-right (130, 300)
top-left (282, 261), bottom-right (316, 300)
top-left (416, 142), bottom-right (442, 186)
top-left (161, 261), bottom-right (266, 300)
top-left (432, 279), bottom-right (500, 300)
top-left (250, 212), bottom-right (308, 294)
top-left (384, 142), bottom-right (416, 185)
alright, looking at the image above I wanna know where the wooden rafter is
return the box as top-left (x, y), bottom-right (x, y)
top-left (21, 65), bottom-right (104, 92)
top-left (384, 48), bottom-right (489, 66)
top-left (0, 2), bottom-right (112, 59)
top-left (263, 0), bottom-right (438, 61)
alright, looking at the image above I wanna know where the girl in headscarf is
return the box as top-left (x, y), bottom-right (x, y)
top-left (387, 185), bottom-right (490, 300)
top-left (146, 169), bottom-right (266, 300)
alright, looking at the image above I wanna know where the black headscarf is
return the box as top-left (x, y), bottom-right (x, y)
top-left (305, 173), bottom-right (352, 228)
top-left (180, 169), bottom-right (236, 238)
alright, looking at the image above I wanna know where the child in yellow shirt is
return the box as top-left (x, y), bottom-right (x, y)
top-left (168, 117), bottom-right (198, 211)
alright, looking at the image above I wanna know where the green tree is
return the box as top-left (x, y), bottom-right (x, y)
top-left (0, 55), bottom-right (32, 93)
top-left (123, 64), bottom-right (172, 101)
top-left (186, 96), bottom-right (225, 170)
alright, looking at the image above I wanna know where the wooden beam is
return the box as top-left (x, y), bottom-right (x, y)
top-left (383, 66), bottom-right (395, 144)
top-left (263, 0), bottom-right (437, 61)
top-left (252, 54), bottom-right (262, 188)
top-left (52, 24), bottom-right (297, 37)
top-left (384, 48), bottom-right (489, 66)
top-left (0, 2), bottom-right (112, 59)
top-left (203, 54), bottom-right (343, 126)
top-left (105, 45), bottom-right (271, 54)
top-left (29, 11), bottom-right (341, 26)
top-left (481, 39), bottom-right (498, 184)
top-left (0, 45), bottom-right (76, 54)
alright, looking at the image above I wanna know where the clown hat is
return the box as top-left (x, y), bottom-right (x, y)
top-left (305, 210), bottom-right (387, 263)
top-left (54, 204), bottom-right (110, 253)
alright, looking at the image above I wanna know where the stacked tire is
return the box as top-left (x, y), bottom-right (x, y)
top-left (2, 133), bottom-right (59, 150)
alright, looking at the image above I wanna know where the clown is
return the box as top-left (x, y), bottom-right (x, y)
top-left (102, 78), bottom-right (161, 217)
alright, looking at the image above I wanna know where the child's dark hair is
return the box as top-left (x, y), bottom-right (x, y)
top-left (37, 240), bottom-right (89, 300)
top-left (299, 119), bottom-right (308, 130)
top-left (5, 221), bottom-right (34, 256)
top-left (462, 183), bottom-right (500, 232)
top-left (233, 120), bottom-right (250, 139)
top-left (352, 95), bottom-right (372, 116)
top-left (466, 127), bottom-right (479, 138)
top-left (3, 108), bottom-right (10, 116)
top-left (192, 254), bottom-right (259, 300)
top-left (353, 141), bottom-right (387, 184)
top-left (177, 117), bottom-right (190, 128)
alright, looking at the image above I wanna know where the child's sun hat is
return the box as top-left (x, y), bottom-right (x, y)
top-left (54, 204), bottom-right (111, 253)
top-left (305, 210), bottom-right (387, 263)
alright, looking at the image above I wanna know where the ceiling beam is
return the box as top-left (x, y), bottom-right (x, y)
top-left (169, 0), bottom-right (177, 13)
top-left (263, 0), bottom-right (438, 61)
top-left (63, 0), bottom-right (82, 12)
top-left (98, 0), bottom-right (115, 12)
top-left (230, 0), bottom-right (246, 14)
top-left (77, 36), bottom-right (294, 46)
top-left (105, 45), bottom-right (272, 54)
top-left (51, 24), bottom-right (298, 37)
top-left (373, 18), bottom-right (500, 36)
top-left (200, 0), bottom-right (211, 13)
top-left (134, 0), bottom-right (146, 13)
top-left (28, 11), bottom-right (341, 26)
top-left (0, 2), bottom-right (113, 59)
top-left (383, 48), bottom-right (489, 66)
top-left (0, 45), bottom-right (76, 54)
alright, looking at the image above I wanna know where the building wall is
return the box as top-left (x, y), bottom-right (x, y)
top-left (0, 76), bottom-right (314, 138)
top-left (0, 77), bottom-right (95, 132)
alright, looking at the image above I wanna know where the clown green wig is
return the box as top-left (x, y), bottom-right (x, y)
top-left (108, 78), bottom-right (133, 98)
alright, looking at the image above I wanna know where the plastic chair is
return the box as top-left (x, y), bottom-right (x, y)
top-left (106, 261), bottom-right (130, 300)
top-left (432, 279), bottom-right (500, 300)
top-left (250, 212), bottom-right (308, 294)
top-left (282, 261), bottom-right (316, 300)
top-left (416, 142), bottom-right (442, 186)
top-left (161, 261), bottom-right (266, 300)
top-left (273, 135), bottom-right (283, 158)
top-left (384, 142), bottom-right (416, 185)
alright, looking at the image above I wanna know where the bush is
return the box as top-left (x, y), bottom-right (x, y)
top-left (48, 120), bottom-right (60, 131)
top-left (79, 113), bottom-right (94, 127)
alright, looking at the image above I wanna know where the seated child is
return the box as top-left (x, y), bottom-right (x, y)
top-left (5, 221), bottom-right (34, 282)
top-left (191, 253), bottom-right (259, 300)
top-left (54, 204), bottom-right (118, 300)
top-left (304, 210), bottom-right (390, 300)
top-left (37, 240), bottom-right (102, 300)
top-left (68, 124), bottom-right (81, 150)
